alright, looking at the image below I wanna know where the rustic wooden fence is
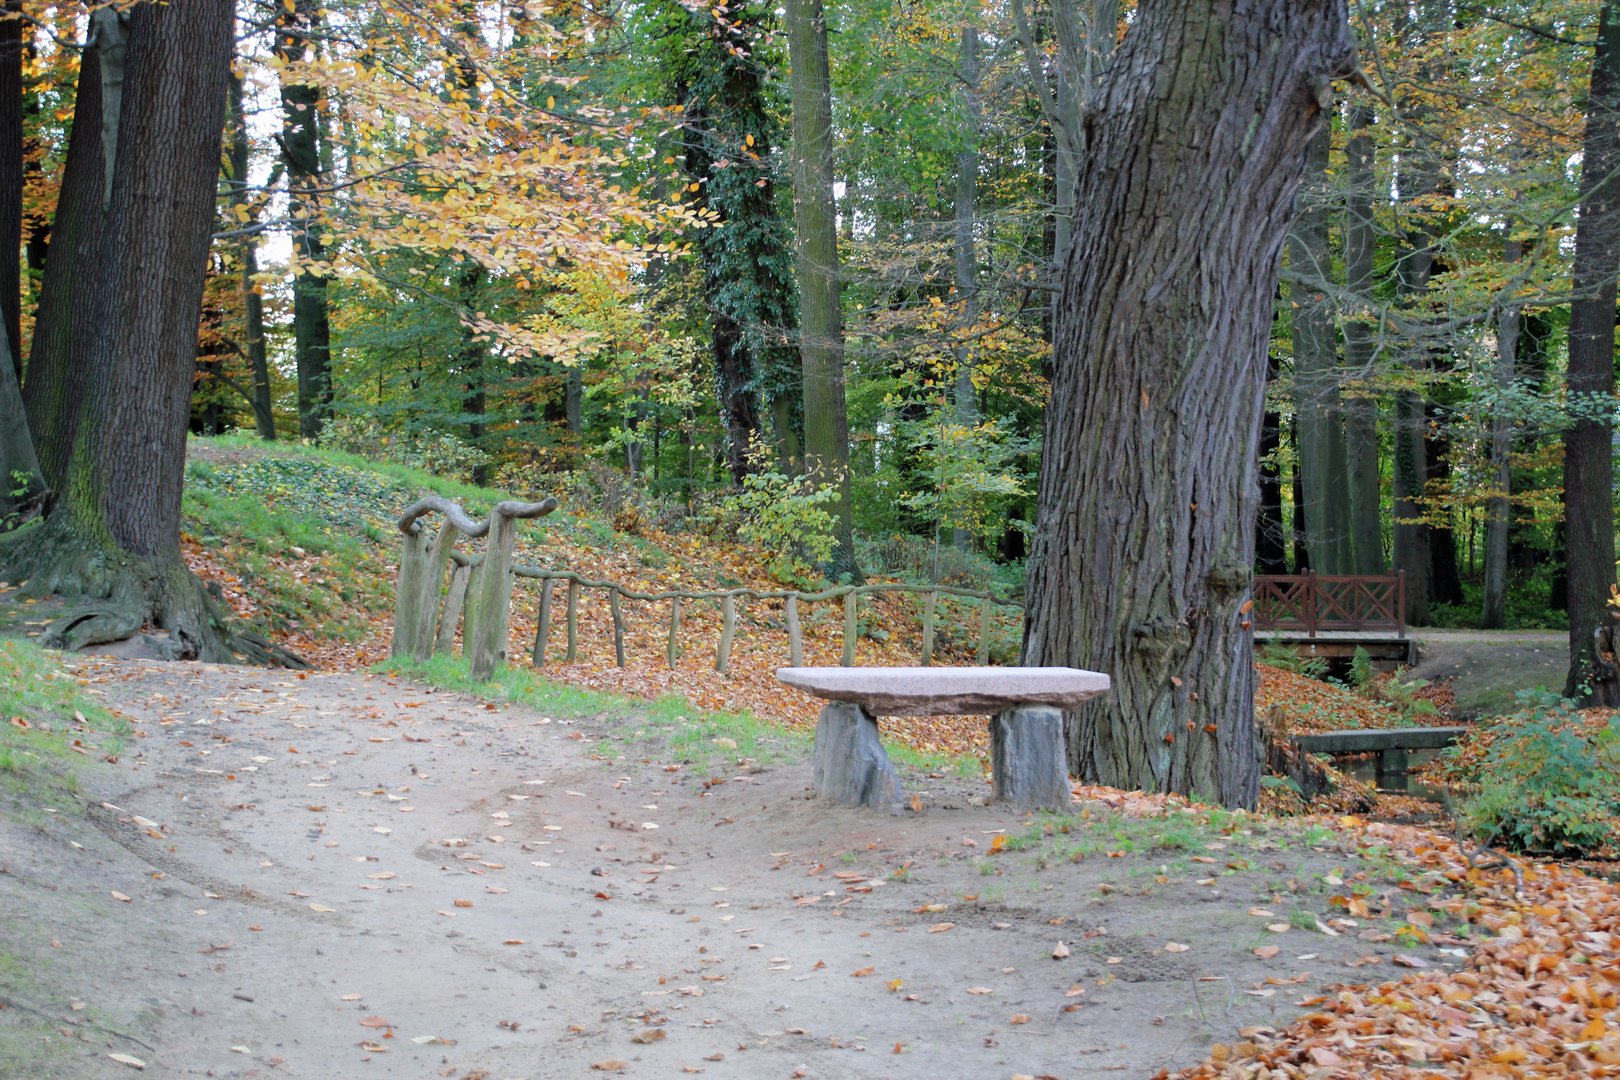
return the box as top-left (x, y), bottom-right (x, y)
top-left (1251, 571), bottom-right (1406, 637)
top-left (391, 496), bottom-right (1023, 681)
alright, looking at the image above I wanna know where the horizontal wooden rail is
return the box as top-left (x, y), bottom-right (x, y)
top-left (391, 495), bottom-right (1022, 680)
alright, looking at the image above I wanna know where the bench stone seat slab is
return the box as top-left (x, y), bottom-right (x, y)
top-left (774, 666), bottom-right (1110, 717)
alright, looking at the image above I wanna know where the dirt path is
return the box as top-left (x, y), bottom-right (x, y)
top-left (1408, 631), bottom-right (1567, 718)
top-left (2, 660), bottom-right (1471, 1080)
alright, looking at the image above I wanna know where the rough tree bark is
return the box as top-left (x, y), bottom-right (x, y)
top-left (1020, 0), bottom-right (1356, 808)
top-left (0, 1), bottom-right (296, 665)
top-left (277, 0), bottom-right (333, 440)
top-left (785, 0), bottom-right (860, 579)
top-left (1565, 0), bottom-right (1620, 704)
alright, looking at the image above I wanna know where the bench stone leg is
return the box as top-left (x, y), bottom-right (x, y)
top-left (1378, 746), bottom-right (1409, 779)
top-left (990, 706), bottom-right (1070, 811)
top-left (812, 702), bottom-right (903, 812)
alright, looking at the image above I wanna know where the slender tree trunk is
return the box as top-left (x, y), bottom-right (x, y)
top-left (277, 0), bottom-right (332, 440)
top-left (1020, 0), bottom-right (1355, 807)
top-left (1256, 351), bottom-right (1287, 574)
top-left (1565, 0), bottom-right (1620, 703)
top-left (228, 70), bottom-right (275, 440)
top-left (1425, 411), bottom-right (1465, 606)
top-left (1391, 388), bottom-right (1429, 625)
top-left (785, 0), bottom-right (860, 579)
top-left (952, 22), bottom-right (980, 550)
top-left (0, 0), bottom-right (22, 379)
top-left (1289, 127), bottom-right (1349, 573)
top-left (1291, 418), bottom-right (1310, 571)
top-left (0, 318), bottom-right (40, 519)
top-left (1481, 235), bottom-right (1522, 628)
top-left (23, 35), bottom-right (108, 496)
top-left (1341, 101), bottom-right (1383, 572)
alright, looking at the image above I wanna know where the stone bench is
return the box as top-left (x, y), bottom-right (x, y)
top-left (774, 667), bottom-right (1111, 812)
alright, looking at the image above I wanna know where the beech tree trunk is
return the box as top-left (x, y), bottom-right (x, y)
top-left (278, 0), bottom-right (332, 440)
top-left (953, 22), bottom-right (980, 550)
top-left (1255, 352), bottom-right (1287, 574)
top-left (1020, 0), bottom-right (1355, 808)
top-left (785, 0), bottom-right (859, 579)
top-left (0, 0), bottom-right (21, 379)
top-left (1481, 236), bottom-right (1521, 628)
top-left (1341, 101), bottom-right (1383, 573)
top-left (228, 69), bottom-right (275, 440)
top-left (1565, 0), bottom-right (1620, 704)
top-left (1289, 126), bottom-right (1350, 573)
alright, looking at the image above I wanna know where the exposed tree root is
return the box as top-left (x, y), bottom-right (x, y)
top-left (0, 516), bottom-right (307, 669)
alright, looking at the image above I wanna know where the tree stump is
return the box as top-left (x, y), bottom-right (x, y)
top-left (811, 702), bottom-right (903, 812)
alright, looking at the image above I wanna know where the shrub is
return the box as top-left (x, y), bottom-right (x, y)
top-left (1256, 641), bottom-right (1329, 679)
top-left (1457, 690), bottom-right (1620, 856)
top-left (318, 416), bottom-right (490, 484)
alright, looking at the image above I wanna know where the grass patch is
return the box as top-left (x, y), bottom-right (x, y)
top-left (0, 640), bottom-right (128, 820)
top-left (377, 653), bottom-right (811, 778)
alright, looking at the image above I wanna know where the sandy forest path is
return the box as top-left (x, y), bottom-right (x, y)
top-left (2, 659), bottom-right (1470, 1080)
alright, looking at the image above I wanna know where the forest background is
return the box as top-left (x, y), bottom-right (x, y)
top-left (0, 0), bottom-right (1609, 675)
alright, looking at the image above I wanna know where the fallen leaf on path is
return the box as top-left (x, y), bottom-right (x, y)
top-left (886, 978), bottom-right (904, 991)
top-left (1052, 941), bottom-right (1070, 959)
top-left (453, 899), bottom-right (473, 908)
top-left (1165, 942), bottom-right (1189, 953)
top-left (365, 872), bottom-right (395, 880)
top-left (341, 994), bottom-right (361, 1001)
top-left (630, 1029), bottom-right (665, 1044)
top-left (850, 966), bottom-right (874, 977)
top-left (309, 904), bottom-right (335, 913)
top-left (360, 1042), bottom-right (387, 1052)
top-left (592, 1060), bottom-right (627, 1072)
top-left (110, 891), bottom-right (131, 903)
top-left (1065, 985), bottom-right (1085, 997)
top-left (107, 1053), bottom-right (145, 1069)
top-left (1392, 954), bottom-right (1429, 968)
top-left (966, 987), bottom-right (993, 994)
top-left (927, 922), bottom-right (954, 933)
top-left (359, 1016), bottom-right (391, 1028)
top-left (1253, 946), bottom-right (1280, 959)
top-left (1009, 1014), bottom-right (1030, 1025)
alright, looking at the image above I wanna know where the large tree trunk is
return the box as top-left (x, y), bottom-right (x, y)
top-left (1, 1), bottom-right (295, 665)
top-left (785, 0), bottom-right (860, 579)
top-left (1341, 100), bottom-right (1384, 573)
top-left (278, 0), bottom-right (332, 441)
top-left (1021, 0), bottom-right (1355, 808)
top-left (1565, 0), bottom-right (1620, 704)
top-left (228, 69), bottom-right (275, 440)
top-left (1289, 126), bottom-right (1350, 574)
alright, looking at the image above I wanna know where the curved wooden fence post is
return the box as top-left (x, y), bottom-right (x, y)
top-left (842, 590), bottom-right (857, 667)
top-left (467, 511), bottom-right (520, 680)
top-left (565, 578), bottom-right (579, 662)
top-left (437, 562), bottom-right (471, 655)
top-left (920, 590), bottom-right (938, 666)
top-left (716, 593), bottom-right (737, 675)
top-left (785, 594), bottom-right (802, 667)
top-left (533, 577), bottom-right (554, 666)
top-left (391, 526), bottom-right (432, 659)
top-left (978, 596), bottom-right (992, 665)
top-left (609, 588), bottom-right (627, 668)
top-left (667, 596), bottom-right (681, 669)
top-left (412, 519), bottom-right (459, 661)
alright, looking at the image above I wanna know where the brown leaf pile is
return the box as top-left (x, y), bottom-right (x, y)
top-left (1166, 818), bottom-right (1620, 1080)
top-left (1256, 665), bottom-right (1403, 735)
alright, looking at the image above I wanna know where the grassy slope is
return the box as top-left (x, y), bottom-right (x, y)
top-left (181, 434), bottom-right (979, 770)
